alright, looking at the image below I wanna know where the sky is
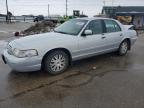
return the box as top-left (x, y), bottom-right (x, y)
top-left (0, 0), bottom-right (144, 16)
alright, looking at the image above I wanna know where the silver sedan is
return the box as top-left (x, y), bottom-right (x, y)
top-left (2, 17), bottom-right (137, 75)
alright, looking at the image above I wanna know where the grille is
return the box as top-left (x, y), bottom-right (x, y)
top-left (7, 45), bottom-right (13, 55)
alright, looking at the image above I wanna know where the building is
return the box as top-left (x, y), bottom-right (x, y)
top-left (0, 14), bottom-right (6, 22)
top-left (102, 6), bottom-right (144, 29)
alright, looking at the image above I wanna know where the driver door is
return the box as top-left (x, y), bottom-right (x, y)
top-left (77, 20), bottom-right (106, 59)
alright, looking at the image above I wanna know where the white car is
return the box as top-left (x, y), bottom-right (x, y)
top-left (2, 17), bottom-right (137, 75)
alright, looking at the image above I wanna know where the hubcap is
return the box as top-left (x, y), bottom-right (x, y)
top-left (50, 54), bottom-right (65, 72)
top-left (121, 42), bottom-right (128, 54)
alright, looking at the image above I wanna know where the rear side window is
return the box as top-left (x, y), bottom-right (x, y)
top-left (113, 21), bottom-right (121, 32)
top-left (104, 20), bottom-right (121, 33)
top-left (129, 26), bottom-right (135, 30)
top-left (86, 20), bottom-right (103, 34)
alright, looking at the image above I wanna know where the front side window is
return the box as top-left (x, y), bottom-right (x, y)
top-left (86, 20), bottom-right (103, 35)
top-left (54, 19), bottom-right (88, 35)
top-left (104, 20), bottom-right (121, 33)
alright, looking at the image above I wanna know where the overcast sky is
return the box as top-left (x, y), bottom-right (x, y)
top-left (0, 0), bottom-right (144, 16)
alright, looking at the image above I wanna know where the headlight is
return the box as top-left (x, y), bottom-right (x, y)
top-left (12, 49), bottom-right (38, 58)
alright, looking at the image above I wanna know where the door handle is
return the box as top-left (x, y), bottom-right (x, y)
top-left (101, 36), bottom-right (106, 39)
top-left (120, 33), bottom-right (123, 36)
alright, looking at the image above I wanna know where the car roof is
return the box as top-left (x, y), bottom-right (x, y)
top-left (76, 17), bottom-right (114, 21)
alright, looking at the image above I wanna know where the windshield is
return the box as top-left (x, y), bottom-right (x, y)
top-left (54, 19), bottom-right (88, 35)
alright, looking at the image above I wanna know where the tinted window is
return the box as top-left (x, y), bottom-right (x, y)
top-left (104, 20), bottom-right (121, 33)
top-left (86, 20), bottom-right (103, 35)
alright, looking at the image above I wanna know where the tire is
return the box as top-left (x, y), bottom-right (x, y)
top-left (118, 40), bottom-right (129, 56)
top-left (43, 50), bottom-right (69, 75)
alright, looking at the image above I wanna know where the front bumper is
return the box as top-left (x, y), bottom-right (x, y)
top-left (2, 49), bottom-right (42, 72)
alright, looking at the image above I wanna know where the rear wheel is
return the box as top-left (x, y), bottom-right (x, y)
top-left (43, 50), bottom-right (69, 75)
top-left (118, 40), bottom-right (129, 56)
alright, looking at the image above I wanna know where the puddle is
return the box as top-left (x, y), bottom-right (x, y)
top-left (56, 74), bottom-right (92, 88)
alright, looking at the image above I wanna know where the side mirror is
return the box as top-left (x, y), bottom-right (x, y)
top-left (84, 30), bottom-right (93, 36)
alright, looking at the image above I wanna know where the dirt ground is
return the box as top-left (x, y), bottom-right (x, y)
top-left (0, 23), bottom-right (144, 108)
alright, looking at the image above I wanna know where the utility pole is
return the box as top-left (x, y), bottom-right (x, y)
top-left (6, 0), bottom-right (9, 21)
top-left (112, 0), bottom-right (115, 18)
top-left (66, 0), bottom-right (68, 17)
top-left (48, 4), bottom-right (50, 18)
top-left (112, 0), bottom-right (114, 7)
top-left (103, 0), bottom-right (106, 7)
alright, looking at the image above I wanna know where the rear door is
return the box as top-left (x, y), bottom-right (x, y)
top-left (102, 20), bottom-right (124, 51)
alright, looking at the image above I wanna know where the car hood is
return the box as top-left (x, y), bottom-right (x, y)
top-left (9, 32), bottom-right (75, 49)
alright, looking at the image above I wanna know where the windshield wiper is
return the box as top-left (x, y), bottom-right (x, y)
top-left (54, 30), bottom-right (69, 34)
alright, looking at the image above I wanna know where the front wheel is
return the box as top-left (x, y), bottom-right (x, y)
top-left (43, 50), bottom-right (69, 75)
top-left (118, 40), bottom-right (129, 56)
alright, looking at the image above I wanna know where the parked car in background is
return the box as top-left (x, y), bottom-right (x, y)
top-left (2, 17), bottom-right (137, 75)
top-left (34, 15), bottom-right (44, 22)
